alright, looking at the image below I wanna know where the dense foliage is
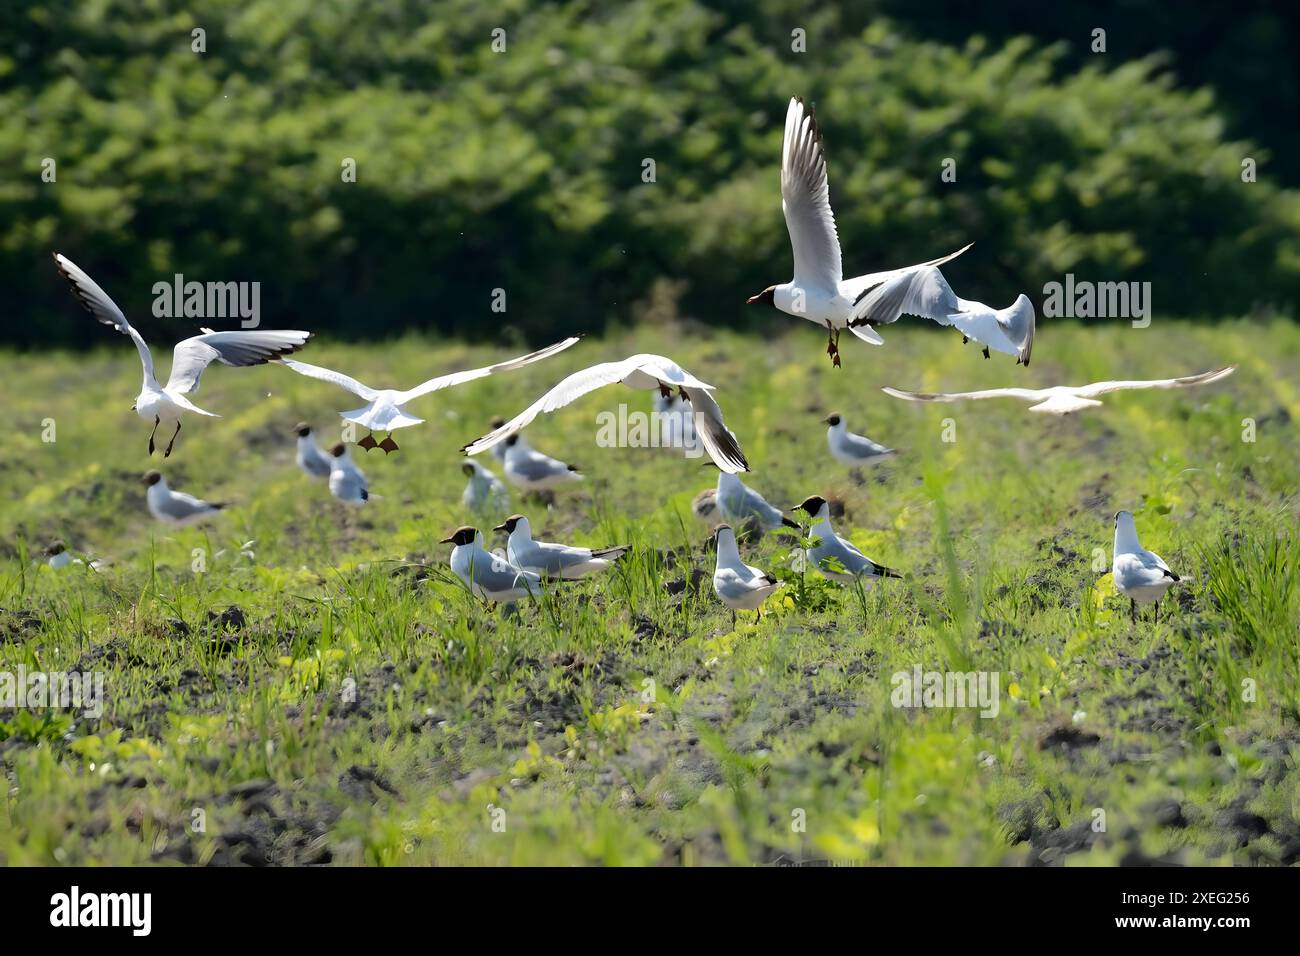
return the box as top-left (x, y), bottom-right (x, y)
top-left (3, 0), bottom-right (1297, 348)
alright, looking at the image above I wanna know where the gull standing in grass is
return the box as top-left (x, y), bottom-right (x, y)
top-left (790, 495), bottom-right (902, 585)
top-left (501, 434), bottom-right (583, 495)
top-left (712, 524), bottom-right (781, 627)
top-left (281, 336), bottom-right (580, 453)
top-left (824, 413), bottom-right (896, 466)
top-left (495, 514), bottom-right (629, 579)
top-left (463, 354), bottom-right (749, 473)
top-left (462, 459), bottom-right (509, 514)
top-left (714, 469), bottom-right (800, 536)
top-left (141, 471), bottom-right (225, 526)
top-left (488, 417), bottom-right (511, 464)
top-left (327, 443), bottom-right (370, 506)
top-left (744, 97), bottom-right (1003, 367)
top-left (882, 366), bottom-right (1235, 415)
top-left (1112, 510), bottom-right (1181, 623)
top-left (653, 390), bottom-right (698, 452)
top-left (294, 422), bottom-right (332, 479)
top-left (441, 527), bottom-right (542, 603)
top-left (43, 541), bottom-right (77, 569)
top-left (54, 253), bottom-right (312, 457)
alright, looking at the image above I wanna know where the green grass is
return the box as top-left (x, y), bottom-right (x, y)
top-left (1, 316), bottom-right (1297, 866)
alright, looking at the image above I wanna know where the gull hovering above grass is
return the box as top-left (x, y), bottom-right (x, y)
top-left (882, 366), bottom-right (1235, 414)
top-left (440, 527), bottom-right (542, 603)
top-left (140, 471), bottom-right (225, 526)
top-left (744, 96), bottom-right (979, 367)
top-left (494, 514), bottom-right (629, 579)
top-left (54, 253), bottom-right (311, 457)
top-left (852, 265), bottom-right (1035, 365)
top-left (790, 495), bottom-right (902, 586)
top-left (1112, 510), bottom-right (1181, 623)
top-left (281, 336), bottom-right (580, 454)
top-left (463, 354), bottom-right (749, 473)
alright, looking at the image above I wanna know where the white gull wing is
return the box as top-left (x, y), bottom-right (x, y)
top-left (280, 359), bottom-right (380, 401)
top-left (394, 336), bottom-right (580, 403)
top-left (681, 386), bottom-right (749, 473)
top-left (781, 97), bottom-right (842, 296)
top-left (166, 330), bottom-right (311, 394)
top-left (1114, 551), bottom-right (1178, 591)
top-left (1074, 366), bottom-right (1235, 398)
top-left (846, 255), bottom-right (970, 326)
top-left (53, 253), bottom-right (156, 383)
top-left (460, 354), bottom-right (714, 456)
top-left (881, 385), bottom-right (1046, 404)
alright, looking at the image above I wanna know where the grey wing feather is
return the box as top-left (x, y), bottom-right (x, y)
top-left (168, 330), bottom-right (312, 394)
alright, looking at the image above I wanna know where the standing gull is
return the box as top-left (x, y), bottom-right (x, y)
top-left (327, 443), bottom-right (370, 506)
top-left (712, 525), bottom-right (781, 627)
top-left (462, 459), bottom-right (509, 514)
top-left (441, 527), bottom-right (542, 603)
top-left (294, 422), bottom-right (332, 479)
top-left (141, 471), bottom-right (225, 526)
top-left (501, 434), bottom-right (583, 494)
top-left (1112, 511), bottom-right (1181, 623)
top-left (280, 336), bottom-right (580, 453)
top-left (463, 354), bottom-right (749, 473)
top-left (882, 366), bottom-right (1235, 415)
top-left (495, 514), bottom-right (629, 579)
top-left (54, 253), bottom-right (311, 457)
top-left (790, 495), bottom-right (902, 585)
top-left (824, 413), bottom-right (895, 466)
top-left (715, 470), bottom-right (799, 536)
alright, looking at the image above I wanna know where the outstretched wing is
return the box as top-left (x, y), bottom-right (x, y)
top-left (781, 96), bottom-right (842, 295)
top-left (280, 359), bottom-right (379, 401)
top-left (396, 336), bottom-right (580, 403)
top-left (461, 357), bottom-right (644, 455)
top-left (53, 253), bottom-right (155, 381)
top-left (682, 386), bottom-right (749, 473)
top-left (881, 385), bottom-right (1045, 404)
top-left (1075, 366), bottom-right (1235, 398)
top-left (167, 330), bottom-right (311, 394)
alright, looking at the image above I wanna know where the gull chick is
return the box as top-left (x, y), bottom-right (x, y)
top-left (495, 514), bottom-right (629, 579)
top-left (294, 422), bottom-right (332, 479)
top-left (883, 366), bottom-right (1235, 415)
top-left (54, 254), bottom-right (311, 457)
top-left (714, 470), bottom-right (800, 536)
top-left (281, 336), bottom-right (580, 453)
top-left (1113, 511), bottom-right (1181, 623)
top-left (441, 527), bottom-right (542, 603)
top-left (824, 413), bottom-right (896, 466)
top-left (462, 459), bottom-right (509, 514)
top-left (712, 524), bottom-right (781, 627)
top-left (790, 495), bottom-right (901, 585)
top-left (746, 97), bottom-right (1015, 367)
top-left (501, 434), bottom-right (583, 493)
top-left (463, 354), bottom-right (749, 473)
top-left (141, 471), bottom-right (225, 526)
top-left (327, 443), bottom-right (369, 506)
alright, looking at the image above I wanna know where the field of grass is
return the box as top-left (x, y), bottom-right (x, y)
top-left (1, 316), bottom-right (1297, 866)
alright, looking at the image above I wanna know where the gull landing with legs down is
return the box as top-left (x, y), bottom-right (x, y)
top-left (54, 254), bottom-right (311, 457)
top-left (280, 337), bottom-right (581, 453)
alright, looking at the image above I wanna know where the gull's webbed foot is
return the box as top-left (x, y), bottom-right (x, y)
top-left (357, 434), bottom-right (379, 451)
top-left (378, 435), bottom-right (399, 454)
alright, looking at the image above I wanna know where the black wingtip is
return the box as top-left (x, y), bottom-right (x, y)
top-left (877, 566), bottom-right (904, 579)
top-left (781, 516), bottom-right (801, 529)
